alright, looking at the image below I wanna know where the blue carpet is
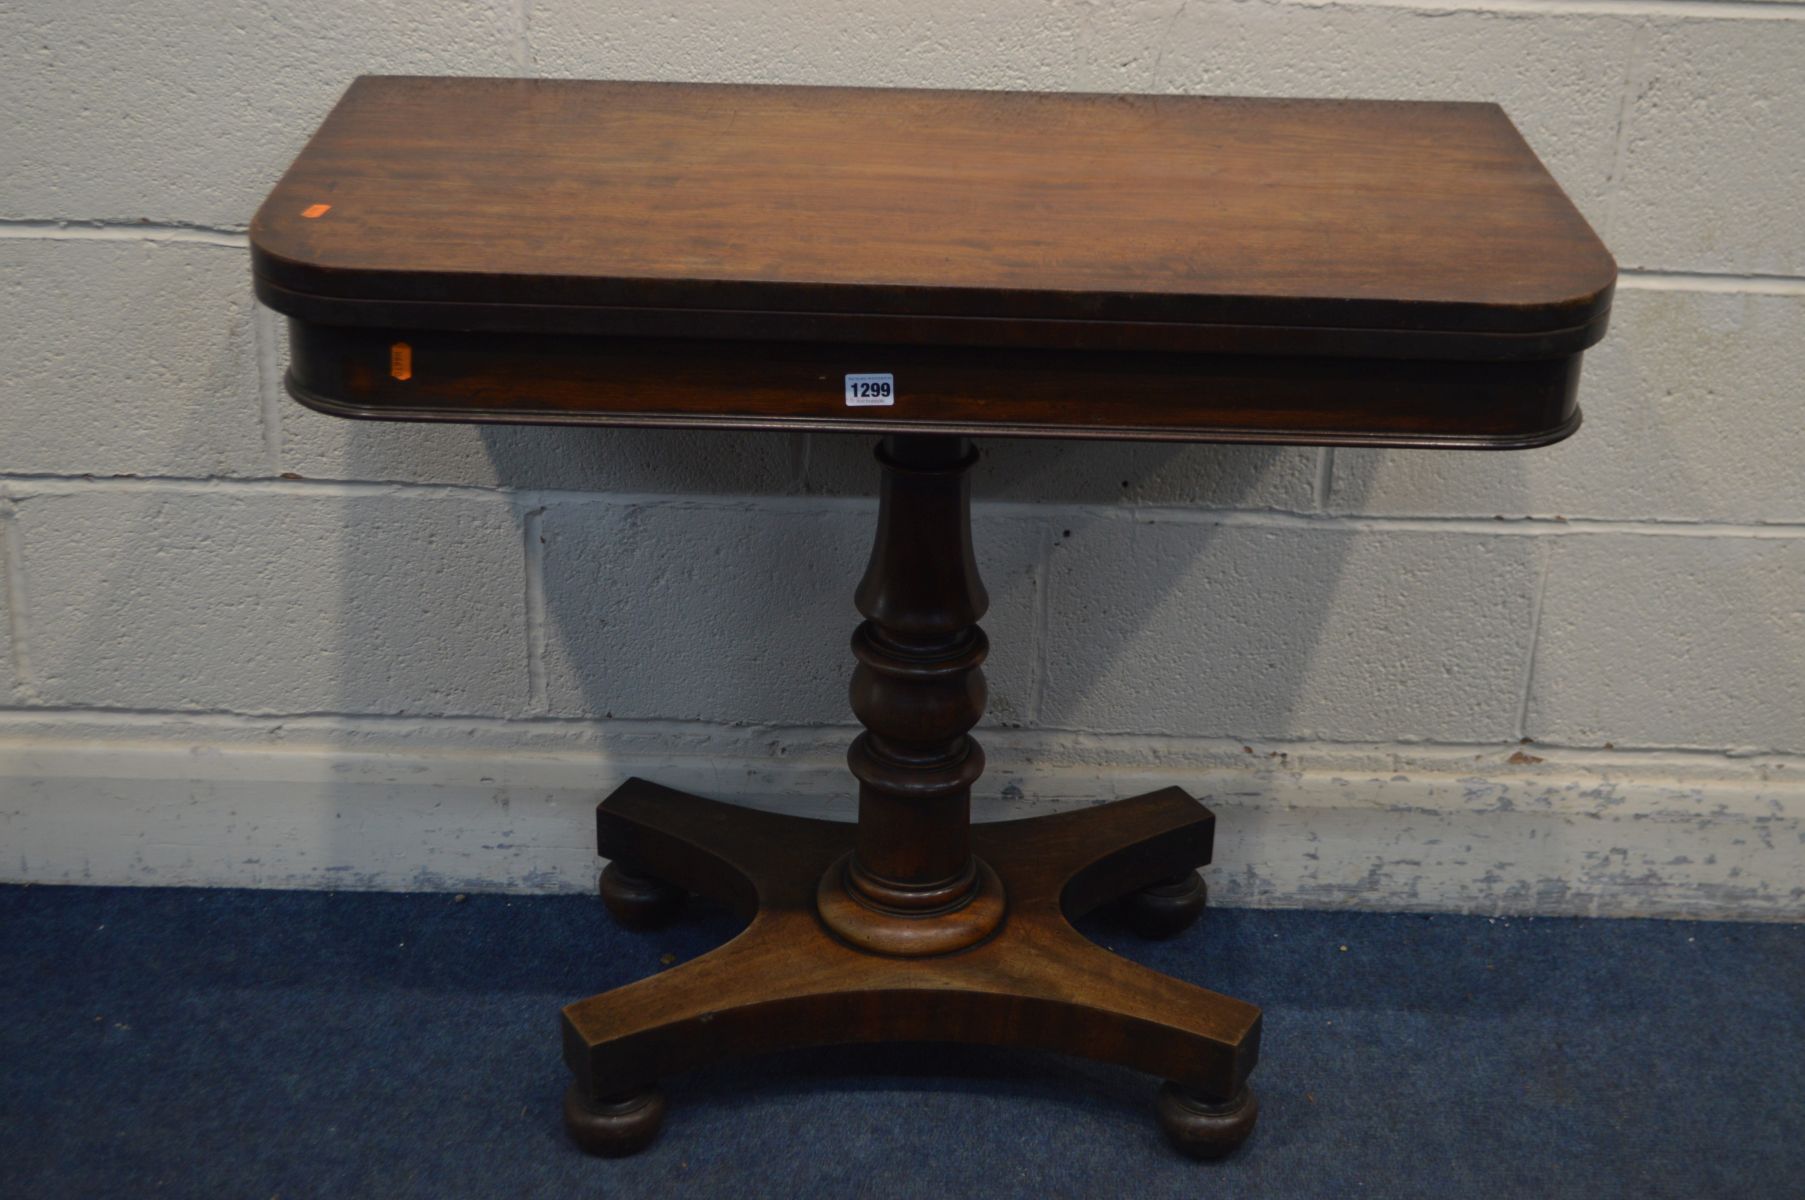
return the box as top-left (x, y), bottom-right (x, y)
top-left (1, 883), bottom-right (1800, 1198)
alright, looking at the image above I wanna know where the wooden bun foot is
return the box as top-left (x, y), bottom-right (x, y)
top-left (563, 1082), bottom-right (666, 1157)
top-left (1124, 870), bottom-right (1207, 938)
top-left (599, 863), bottom-right (686, 931)
top-left (1156, 1082), bottom-right (1257, 1160)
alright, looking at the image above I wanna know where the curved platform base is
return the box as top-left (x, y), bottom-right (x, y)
top-left (561, 779), bottom-right (1262, 1157)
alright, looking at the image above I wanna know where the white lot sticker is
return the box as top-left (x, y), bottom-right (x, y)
top-left (844, 373), bottom-right (896, 407)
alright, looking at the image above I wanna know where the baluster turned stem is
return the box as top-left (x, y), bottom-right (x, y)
top-left (815, 434), bottom-right (1006, 956)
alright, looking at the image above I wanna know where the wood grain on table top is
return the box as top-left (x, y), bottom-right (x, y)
top-left (252, 76), bottom-right (1615, 342)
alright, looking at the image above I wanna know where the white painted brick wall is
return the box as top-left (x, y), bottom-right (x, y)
top-left (11, 487), bottom-right (530, 715)
top-left (2, 0), bottom-right (1801, 917)
top-left (1531, 534), bottom-right (1805, 753)
top-left (1041, 523), bottom-right (1543, 742)
top-left (1615, 19), bottom-right (1805, 275)
top-left (1, 237), bottom-right (265, 478)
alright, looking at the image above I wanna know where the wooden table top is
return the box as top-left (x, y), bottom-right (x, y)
top-left (253, 76), bottom-right (1615, 447)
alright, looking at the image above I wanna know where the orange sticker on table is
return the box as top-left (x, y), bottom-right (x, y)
top-left (301, 203), bottom-right (332, 218)
top-left (390, 342), bottom-right (413, 381)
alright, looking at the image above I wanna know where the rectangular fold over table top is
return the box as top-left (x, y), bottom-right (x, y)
top-left (252, 76), bottom-right (1616, 447)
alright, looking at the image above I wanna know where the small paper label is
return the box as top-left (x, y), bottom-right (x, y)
top-left (301, 203), bottom-right (332, 219)
top-left (845, 373), bottom-right (895, 407)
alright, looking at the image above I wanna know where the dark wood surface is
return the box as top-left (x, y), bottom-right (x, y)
top-left (254, 76), bottom-right (1613, 446)
top-left (567, 778), bottom-right (1259, 1152)
top-left (255, 76), bottom-right (1610, 342)
top-left (822, 435), bottom-right (1004, 956)
top-left (284, 322), bottom-right (1583, 447)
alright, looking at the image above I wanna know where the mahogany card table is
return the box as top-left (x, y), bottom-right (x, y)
top-left (252, 75), bottom-right (1614, 1160)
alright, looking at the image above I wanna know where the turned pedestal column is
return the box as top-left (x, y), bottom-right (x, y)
top-left (816, 434), bottom-right (1006, 955)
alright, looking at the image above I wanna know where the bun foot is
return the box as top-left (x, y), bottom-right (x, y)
top-left (1156, 1082), bottom-right (1257, 1160)
top-left (599, 863), bottom-right (686, 930)
top-left (563, 1082), bottom-right (666, 1157)
top-left (1124, 870), bottom-right (1207, 938)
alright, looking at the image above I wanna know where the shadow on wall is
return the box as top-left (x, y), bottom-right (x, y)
top-left (362, 424), bottom-right (1377, 821)
top-left (287, 376), bottom-right (1638, 890)
top-left (308, 421), bottom-right (822, 884)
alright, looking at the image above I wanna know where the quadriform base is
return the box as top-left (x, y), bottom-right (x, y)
top-left (560, 436), bottom-right (1261, 1159)
top-left (562, 779), bottom-right (1261, 1159)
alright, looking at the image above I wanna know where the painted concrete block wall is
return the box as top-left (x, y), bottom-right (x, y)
top-left (2, 0), bottom-right (1801, 918)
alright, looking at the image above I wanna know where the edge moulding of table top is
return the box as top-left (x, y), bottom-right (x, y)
top-left (251, 76), bottom-right (1616, 1161)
